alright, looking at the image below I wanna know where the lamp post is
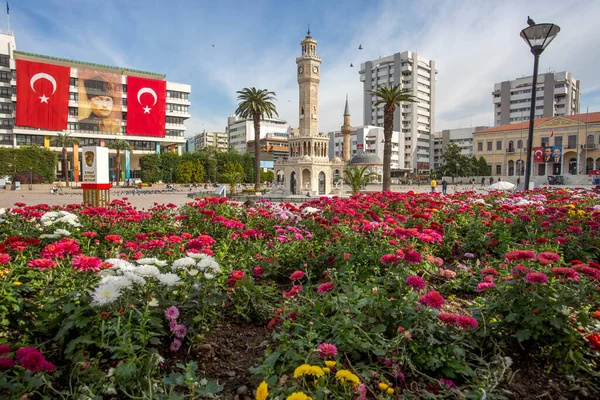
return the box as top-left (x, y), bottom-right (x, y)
top-left (29, 166), bottom-right (33, 190)
top-left (521, 20), bottom-right (560, 190)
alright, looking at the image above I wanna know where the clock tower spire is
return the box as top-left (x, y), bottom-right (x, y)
top-left (296, 28), bottom-right (321, 137)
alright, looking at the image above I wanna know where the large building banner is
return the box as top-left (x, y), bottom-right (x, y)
top-left (126, 75), bottom-right (166, 137)
top-left (78, 70), bottom-right (122, 133)
top-left (15, 60), bottom-right (70, 130)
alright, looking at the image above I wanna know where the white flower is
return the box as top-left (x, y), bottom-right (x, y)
top-left (99, 275), bottom-right (133, 290)
top-left (187, 251), bottom-right (203, 259)
top-left (301, 207), bottom-right (320, 215)
top-left (148, 298), bottom-right (159, 307)
top-left (204, 272), bottom-right (215, 280)
top-left (122, 271), bottom-right (147, 286)
top-left (91, 283), bottom-right (121, 306)
top-left (187, 269), bottom-right (199, 277)
top-left (105, 259), bottom-right (137, 272)
top-left (136, 258), bottom-right (167, 267)
top-left (157, 273), bottom-right (181, 286)
top-left (54, 228), bottom-right (71, 237)
top-left (172, 257), bottom-right (196, 271)
top-left (133, 265), bottom-right (160, 278)
top-left (196, 254), bottom-right (221, 273)
top-left (40, 233), bottom-right (60, 239)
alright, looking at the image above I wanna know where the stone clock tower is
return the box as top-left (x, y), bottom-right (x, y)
top-left (297, 28), bottom-right (321, 137)
top-left (274, 29), bottom-right (344, 196)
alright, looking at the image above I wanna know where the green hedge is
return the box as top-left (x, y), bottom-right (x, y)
top-left (0, 146), bottom-right (57, 183)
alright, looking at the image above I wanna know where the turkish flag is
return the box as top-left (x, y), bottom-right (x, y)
top-left (16, 60), bottom-right (70, 130)
top-left (533, 147), bottom-right (544, 163)
top-left (126, 76), bottom-right (166, 137)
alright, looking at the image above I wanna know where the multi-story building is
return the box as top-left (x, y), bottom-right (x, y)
top-left (0, 33), bottom-right (191, 181)
top-left (185, 130), bottom-right (228, 152)
top-left (226, 114), bottom-right (288, 153)
top-left (493, 71), bottom-right (580, 126)
top-left (247, 132), bottom-right (289, 162)
top-left (432, 126), bottom-right (488, 170)
top-left (473, 112), bottom-right (599, 182)
top-left (329, 126), bottom-right (405, 170)
top-left (359, 51), bottom-right (436, 173)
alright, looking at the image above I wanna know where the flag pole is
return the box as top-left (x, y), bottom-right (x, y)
top-left (6, 1), bottom-right (10, 33)
top-left (585, 107), bottom-right (589, 175)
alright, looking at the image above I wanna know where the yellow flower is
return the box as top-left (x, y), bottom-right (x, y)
top-left (12, 281), bottom-right (22, 286)
top-left (335, 369), bottom-right (360, 387)
top-left (322, 367), bottom-right (330, 373)
top-left (386, 388), bottom-right (394, 395)
top-left (324, 360), bottom-right (336, 368)
top-left (294, 364), bottom-right (312, 378)
top-left (286, 392), bottom-right (312, 400)
top-left (566, 204), bottom-right (576, 209)
top-left (378, 382), bottom-right (389, 391)
top-left (256, 381), bottom-right (268, 400)
top-left (432, 208), bottom-right (439, 213)
top-left (309, 366), bottom-right (324, 377)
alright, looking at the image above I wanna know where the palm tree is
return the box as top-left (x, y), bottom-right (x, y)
top-left (106, 139), bottom-right (132, 186)
top-left (343, 166), bottom-right (372, 195)
top-left (222, 170), bottom-right (244, 195)
top-left (234, 88), bottom-right (278, 192)
top-left (369, 85), bottom-right (417, 191)
top-left (52, 133), bottom-right (80, 187)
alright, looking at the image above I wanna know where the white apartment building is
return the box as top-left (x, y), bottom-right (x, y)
top-left (328, 125), bottom-right (405, 170)
top-left (432, 126), bottom-right (488, 170)
top-left (186, 130), bottom-right (228, 152)
top-left (493, 71), bottom-right (580, 126)
top-left (0, 33), bottom-right (191, 180)
top-left (226, 115), bottom-right (289, 153)
top-left (359, 51), bottom-right (436, 173)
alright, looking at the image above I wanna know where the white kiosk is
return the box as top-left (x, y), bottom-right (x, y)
top-left (81, 146), bottom-right (111, 206)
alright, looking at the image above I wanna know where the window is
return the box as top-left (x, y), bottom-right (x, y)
top-left (79, 138), bottom-right (100, 146)
top-left (496, 140), bottom-right (502, 150)
top-left (0, 103), bottom-right (11, 113)
top-left (554, 136), bottom-right (562, 146)
top-left (166, 116), bottom-right (184, 125)
top-left (0, 87), bottom-right (11, 98)
top-left (567, 135), bottom-right (576, 149)
top-left (69, 92), bottom-right (78, 101)
top-left (487, 141), bottom-right (492, 151)
top-left (1, 118), bottom-right (12, 127)
top-left (0, 134), bottom-right (12, 144)
top-left (517, 139), bottom-right (523, 149)
top-left (541, 137), bottom-right (549, 147)
top-left (538, 163), bottom-right (546, 176)
top-left (0, 54), bottom-right (9, 67)
top-left (68, 107), bottom-right (78, 116)
top-left (68, 122), bottom-right (77, 131)
top-left (122, 84), bottom-right (127, 93)
top-left (16, 135), bottom-right (44, 145)
top-left (0, 71), bottom-right (10, 82)
top-left (70, 78), bottom-right (78, 86)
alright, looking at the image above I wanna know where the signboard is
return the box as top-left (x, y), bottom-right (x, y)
top-left (260, 160), bottom-right (274, 169)
top-left (356, 144), bottom-right (364, 150)
top-left (81, 146), bottom-right (110, 189)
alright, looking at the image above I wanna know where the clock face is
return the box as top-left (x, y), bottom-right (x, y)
top-left (298, 66), bottom-right (304, 74)
top-left (312, 66), bottom-right (319, 74)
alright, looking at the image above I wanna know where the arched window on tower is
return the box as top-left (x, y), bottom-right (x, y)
top-left (301, 107), bottom-right (304, 116)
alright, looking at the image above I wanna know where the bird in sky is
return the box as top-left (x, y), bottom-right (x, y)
top-left (350, 63), bottom-right (354, 67)
top-left (212, 44), bottom-right (215, 47)
top-left (358, 44), bottom-right (363, 50)
top-left (527, 16), bottom-right (535, 26)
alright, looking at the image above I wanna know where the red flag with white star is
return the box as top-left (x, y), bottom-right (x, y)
top-left (15, 59), bottom-right (70, 130)
top-left (126, 76), bottom-right (166, 137)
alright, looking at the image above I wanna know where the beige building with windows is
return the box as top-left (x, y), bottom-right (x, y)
top-left (473, 112), bottom-right (600, 184)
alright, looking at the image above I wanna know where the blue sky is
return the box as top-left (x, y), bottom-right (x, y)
top-left (9, 0), bottom-right (600, 135)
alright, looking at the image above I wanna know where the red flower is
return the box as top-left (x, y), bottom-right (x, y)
top-left (317, 282), bottom-right (335, 294)
top-left (418, 291), bottom-right (445, 309)
top-left (537, 252), bottom-right (561, 265)
top-left (524, 272), bottom-right (549, 284)
top-left (27, 258), bottom-right (57, 270)
top-left (72, 255), bottom-right (103, 272)
top-left (283, 285), bottom-right (303, 298)
top-left (0, 357), bottom-right (14, 370)
top-left (402, 249), bottom-right (422, 264)
top-left (438, 313), bottom-right (457, 325)
top-left (289, 270), bottom-right (306, 281)
top-left (456, 315), bottom-right (478, 329)
top-left (316, 343), bottom-right (338, 359)
top-left (505, 250), bottom-right (536, 262)
top-left (380, 254), bottom-right (399, 264)
top-left (586, 333), bottom-right (600, 351)
top-left (82, 232), bottom-right (97, 239)
top-left (551, 267), bottom-right (579, 282)
top-left (477, 282), bottom-right (495, 292)
top-left (0, 345), bottom-right (10, 354)
top-left (405, 275), bottom-right (426, 291)
top-left (186, 235), bottom-right (216, 250)
top-left (253, 266), bottom-right (264, 278)
top-left (480, 267), bottom-right (499, 276)
top-left (104, 234), bottom-right (123, 244)
top-left (0, 253), bottom-right (10, 265)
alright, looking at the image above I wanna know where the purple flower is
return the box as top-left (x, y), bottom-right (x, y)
top-left (457, 264), bottom-right (468, 270)
top-left (173, 324), bottom-right (187, 339)
top-left (164, 306), bottom-right (179, 321)
top-left (440, 378), bottom-right (456, 388)
top-left (170, 339), bottom-right (182, 352)
top-left (464, 253), bottom-right (475, 259)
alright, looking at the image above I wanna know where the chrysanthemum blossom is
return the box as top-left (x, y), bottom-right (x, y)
top-left (476, 282), bottom-right (495, 292)
top-left (164, 306), bottom-right (180, 321)
top-left (289, 270), bottom-right (306, 281)
top-left (551, 267), bottom-right (579, 282)
top-left (72, 255), bottom-right (103, 272)
top-left (91, 283), bottom-right (121, 306)
top-left (317, 282), bottom-right (335, 294)
top-left (537, 252), bottom-right (561, 265)
top-left (172, 324), bottom-right (187, 339)
top-left (455, 315), bottom-right (478, 329)
top-left (438, 313), bottom-right (457, 325)
top-left (418, 291), bottom-right (445, 309)
top-left (405, 275), bottom-right (426, 291)
top-left (157, 273), bottom-right (181, 287)
top-left (380, 254), bottom-right (399, 264)
top-left (170, 338), bottom-right (182, 352)
top-left (525, 272), bottom-right (549, 284)
top-left (402, 249), bottom-right (422, 264)
top-left (316, 343), bottom-right (338, 359)
top-left (0, 253), bottom-right (11, 264)
top-left (27, 258), bottom-right (57, 270)
top-left (505, 250), bottom-right (536, 262)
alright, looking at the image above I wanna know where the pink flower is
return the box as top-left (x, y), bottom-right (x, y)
top-left (72, 255), bottom-right (103, 272)
top-left (524, 272), bottom-right (549, 284)
top-left (418, 291), bottom-right (445, 309)
top-left (456, 315), bottom-right (478, 329)
top-left (476, 282), bottom-right (495, 292)
top-left (104, 234), bottom-right (123, 244)
top-left (27, 258), bottom-right (57, 270)
top-left (82, 231), bottom-right (97, 238)
top-left (0, 253), bottom-right (11, 264)
top-left (405, 275), bottom-right (426, 291)
top-left (480, 268), bottom-right (499, 276)
top-left (283, 285), bottom-right (302, 298)
top-left (0, 357), bottom-right (14, 370)
top-left (316, 343), bottom-right (338, 359)
top-left (253, 266), bottom-right (264, 278)
top-left (317, 282), bottom-right (335, 294)
top-left (537, 252), bottom-right (561, 265)
top-left (170, 339), bottom-right (182, 352)
top-left (289, 270), bottom-right (306, 281)
top-left (173, 324), bottom-right (187, 339)
top-left (438, 313), bottom-right (457, 325)
top-left (380, 254), bottom-right (399, 264)
top-left (164, 306), bottom-right (180, 321)
top-left (402, 249), bottom-right (422, 264)
top-left (15, 347), bottom-right (54, 373)
top-left (440, 378), bottom-right (456, 388)
top-left (551, 267), bottom-right (579, 281)
top-left (0, 345), bottom-right (10, 355)
top-left (505, 250), bottom-right (536, 262)
top-left (186, 235), bottom-right (216, 250)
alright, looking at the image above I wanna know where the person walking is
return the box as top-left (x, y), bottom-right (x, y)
top-left (489, 177), bottom-right (494, 185)
top-left (431, 178), bottom-right (437, 193)
top-left (517, 177), bottom-right (521, 186)
top-left (481, 177), bottom-right (485, 187)
top-left (442, 179), bottom-right (448, 195)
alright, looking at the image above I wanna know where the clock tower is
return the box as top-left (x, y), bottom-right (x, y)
top-left (296, 27), bottom-right (321, 137)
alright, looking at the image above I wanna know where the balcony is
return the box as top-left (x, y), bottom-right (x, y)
top-left (583, 144), bottom-right (596, 150)
top-left (506, 148), bottom-right (515, 154)
top-left (401, 64), bottom-right (412, 73)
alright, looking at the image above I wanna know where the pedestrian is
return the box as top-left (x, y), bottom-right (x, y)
top-left (51, 184), bottom-right (57, 195)
top-left (481, 177), bottom-right (485, 187)
top-left (498, 177), bottom-right (502, 182)
top-left (517, 177), bottom-right (521, 186)
top-left (442, 179), bottom-right (448, 195)
top-left (431, 178), bottom-right (437, 193)
top-left (489, 177), bottom-right (494, 185)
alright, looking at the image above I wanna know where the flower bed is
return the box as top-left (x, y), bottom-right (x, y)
top-left (0, 189), bottom-right (599, 399)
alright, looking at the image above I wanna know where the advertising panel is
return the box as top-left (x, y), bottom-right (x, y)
top-left (78, 70), bottom-right (122, 133)
top-left (550, 146), bottom-right (562, 164)
top-left (81, 146), bottom-right (109, 188)
top-left (126, 75), bottom-right (166, 137)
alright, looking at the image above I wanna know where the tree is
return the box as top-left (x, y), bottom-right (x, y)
top-left (52, 133), bottom-right (79, 186)
top-left (260, 170), bottom-right (274, 183)
top-left (477, 156), bottom-right (491, 176)
top-left (140, 154), bottom-right (160, 183)
top-left (159, 152), bottom-right (180, 183)
top-left (234, 87), bottom-right (278, 192)
top-left (177, 161), bottom-right (205, 184)
top-left (343, 166), bottom-right (372, 195)
top-left (221, 162), bottom-right (245, 195)
top-left (106, 139), bottom-right (132, 186)
top-left (369, 85), bottom-right (417, 191)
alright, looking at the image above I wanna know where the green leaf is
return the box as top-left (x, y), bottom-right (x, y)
top-left (515, 330), bottom-right (531, 342)
top-left (167, 392), bottom-right (185, 400)
top-left (115, 361), bottom-right (137, 379)
top-left (505, 313), bottom-right (518, 322)
top-left (195, 379), bottom-right (224, 396)
top-left (163, 373), bottom-right (186, 387)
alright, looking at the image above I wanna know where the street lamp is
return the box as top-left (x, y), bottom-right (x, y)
top-left (29, 166), bottom-right (33, 190)
top-left (520, 19), bottom-right (560, 190)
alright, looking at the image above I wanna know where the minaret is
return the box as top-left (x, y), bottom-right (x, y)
top-left (296, 26), bottom-right (321, 137)
top-left (341, 94), bottom-right (352, 162)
